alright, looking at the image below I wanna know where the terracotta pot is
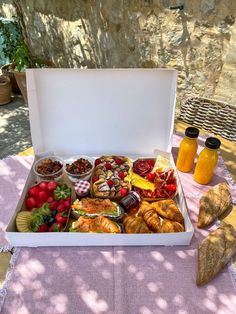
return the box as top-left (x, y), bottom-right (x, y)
top-left (1, 63), bottom-right (21, 94)
top-left (13, 71), bottom-right (28, 103)
top-left (0, 75), bottom-right (12, 105)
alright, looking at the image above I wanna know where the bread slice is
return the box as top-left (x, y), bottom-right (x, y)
top-left (198, 182), bottom-right (231, 228)
top-left (196, 222), bottom-right (236, 286)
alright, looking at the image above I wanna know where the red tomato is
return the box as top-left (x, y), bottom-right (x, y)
top-left (28, 186), bottom-right (40, 198)
top-left (38, 191), bottom-right (48, 202)
top-left (146, 173), bottom-right (156, 182)
top-left (47, 181), bottom-right (57, 192)
top-left (114, 158), bottom-right (123, 165)
top-left (38, 181), bottom-right (48, 191)
top-left (118, 171), bottom-right (126, 180)
top-left (166, 184), bottom-right (177, 192)
top-left (25, 197), bottom-right (37, 209)
top-left (120, 188), bottom-right (128, 197)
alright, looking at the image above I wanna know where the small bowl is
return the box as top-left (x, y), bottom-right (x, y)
top-left (64, 155), bottom-right (95, 183)
top-left (33, 156), bottom-right (64, 182)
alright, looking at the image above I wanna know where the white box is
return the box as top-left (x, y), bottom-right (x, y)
top-left (6, 68), bottom-right (194, 247)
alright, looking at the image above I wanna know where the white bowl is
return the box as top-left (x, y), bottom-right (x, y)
top-left (33, 156), bottom-right (64, 182)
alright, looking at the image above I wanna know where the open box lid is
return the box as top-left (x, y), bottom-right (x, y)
top-left (26, 68), bottom-right (177, 156)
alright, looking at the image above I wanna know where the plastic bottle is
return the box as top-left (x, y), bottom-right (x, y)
top-left (176, 127), bottom-right (199, 172)
top-left (194, 137), bottom-right (221, 185)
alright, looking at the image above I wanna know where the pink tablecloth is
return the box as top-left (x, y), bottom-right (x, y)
top-left (0, 133), bottom-right (236, 314)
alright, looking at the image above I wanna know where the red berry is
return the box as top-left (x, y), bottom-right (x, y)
top-left (37, 224), bottom-right (49, 232)
top-left (55, 213), bottom-right (68, 225)
top-left (118, 171), bottom-right (126, 180)
top-left (26, 197), bottom-right (37, 209)
top-left (38, 181), bottom-right (48, 191)
top-left (49, 222), bottom-right (63, 232)
top-left (146, 173), bottom-right (156, 182)
top-left (107, 180), bottom-right (113, 187)
top-left (50, 201), bottom-right (58, 210)
top-left (105, 162), bottom-right (112, 170)
top-left (28, 186), bottom-right (40, 198)
top-left (95, 159), bottom-right (102, 166)
top-left (47, 196), bottom-right (54, 203)
top-left (63, 199), bottom-right (71, 209)
top-left (120, 188), bottom-right (128, 197)
top-left (114, 158), bottom-right (123, 165)
top-left (57, 204), bottom-right (66, 212)
top-left (92, 176), bottom-right (99, 183)
top-left (47, 181), bottom-right (57, 192)
top-left (38, 191), bottom-right (48, 202)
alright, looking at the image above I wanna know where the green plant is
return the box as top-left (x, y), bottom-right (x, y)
top-left (0, 18), bottom-right (47, 71)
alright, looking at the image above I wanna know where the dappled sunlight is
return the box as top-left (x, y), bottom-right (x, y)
top-left (155, 297), bottom-right (168, 310)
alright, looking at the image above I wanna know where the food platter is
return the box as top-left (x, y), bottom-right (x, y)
top-left (6, 68), bottom-right (194, 246)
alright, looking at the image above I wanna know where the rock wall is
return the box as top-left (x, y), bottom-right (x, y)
top-left (1, 0), bottom-right (236, 109)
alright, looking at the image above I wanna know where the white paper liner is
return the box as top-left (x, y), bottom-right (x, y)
top-left (0, 246), bottom-right (21, 311)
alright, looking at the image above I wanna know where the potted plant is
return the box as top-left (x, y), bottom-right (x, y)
top-left (0, 75), bottom-right (11, 105)
top-left (0, 18), bottom-right (54, 103)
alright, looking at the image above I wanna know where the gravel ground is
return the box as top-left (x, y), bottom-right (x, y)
top-left (0, 96), bottom-right (32, 158)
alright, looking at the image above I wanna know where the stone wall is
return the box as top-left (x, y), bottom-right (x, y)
top-left (1, 0), bottom-right (236, 109)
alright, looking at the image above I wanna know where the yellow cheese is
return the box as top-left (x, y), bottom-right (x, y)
top-left (130, 171), bottom-right (155, 191)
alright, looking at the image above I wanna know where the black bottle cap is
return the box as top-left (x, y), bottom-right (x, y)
top-left (185, 127), bottom-right (199, 138)
top-left (205, 137), bottom-right (221, 149)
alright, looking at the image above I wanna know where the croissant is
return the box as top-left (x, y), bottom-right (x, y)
top-left (138, 201), bottom-right (152, 217)
top-left (198, 182), bottom-right (232, 228)
top-left (152, 199), bottom-right (184, 224)
top-left (196, 223), bottom-right (236, 286)
top-left (159, 218), bottom-right (185, 233)
top-left (142, 209), bottom-right (161, 232)
top-left (123, 215), bottom-right (150, 233)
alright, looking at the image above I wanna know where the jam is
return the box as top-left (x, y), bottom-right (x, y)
top-left (119, 191), bottom-right (141, 212)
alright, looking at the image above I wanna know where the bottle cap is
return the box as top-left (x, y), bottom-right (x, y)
top-left (185, 127), bottom-right (199, 138)
top-left (205, 137), bottom-right (221, 149)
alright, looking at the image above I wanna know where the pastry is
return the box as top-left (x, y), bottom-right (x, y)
top-left (196, 223), bottom-right (236, 286)
top-left (152, 199), bottom-right (184, 224)
top-left (123, 215), bottom-right (150, 233)
top-left (142, 208), bottom-right (161, 232)
top-left (71, 216), bottom-right (121, 233)
top-left (159, 218), bottom-right (184, 233)
top-left (198, 182), bottom-right (232, 228)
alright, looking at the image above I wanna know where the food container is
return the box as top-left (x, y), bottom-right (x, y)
top-left (74, 180), bottom-right (90, 198)
top-left (6, 68), bottom-right (194, 247)
top-left (33, 156), bottom-right (64, 182)
top-left (64, 155), bottom-right (94, 182)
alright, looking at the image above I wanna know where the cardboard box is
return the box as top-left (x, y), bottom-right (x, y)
top-left (6, 68), bottom-right (194, 246)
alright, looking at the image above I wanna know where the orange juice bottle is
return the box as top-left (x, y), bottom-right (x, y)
top-left (176, 127), bottom-right (199, 172)
top-left (194, 137), bottom-right (221, 184)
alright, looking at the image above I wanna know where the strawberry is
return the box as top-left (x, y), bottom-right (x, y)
top-left (49, 222), bottom-right (63, 232)
top-left (47, 181), bottom-right (57, 192)
top-left (28, 186), bottom-right (40, 198)
top-left (105, 162), bottom-right (112, 170)
top-left (92, 176), bottom-right (99, 183)
top-left (26, 197), bottom-right (37, 209)
top-left (114, 158), bottom-right (123, 165)
top-left (95, 159), bottom-right (102, 166)
top-left (118, 171), bottom-right (126, 180)
top-left (38, 191), bottom-right (48, 202)
top-left (55, 212), bottom-right (68, 225)
top-left (107, 180), bottom-right (113, 187)
top-left (47, 196), bottom-right (54, 203)
top-left (146, 173), bottom-right (156, 182)
top-left (49, 201), bottom-right (58, 210)
top-left (37, 224), bottom-right (49, 232)
top-left (166, 184), bottom-right (177, 192)
top-left (63, 199), bottom-right (71, 209)
top-left (120, 188), bottom-right (128, 197)
top-left (38, 181), bottom-right (48, 191)
top-left (57, 204), bottom-right (66, 212)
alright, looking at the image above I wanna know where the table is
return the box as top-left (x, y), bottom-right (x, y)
top-left (0, 126), bottom-right (236, 314)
